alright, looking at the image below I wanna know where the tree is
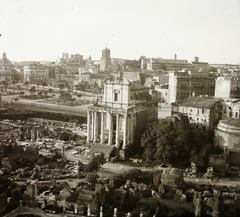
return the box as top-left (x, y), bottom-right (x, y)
top-left (38, 91), bottom-right (43, 97)
top-left (41, 81), bottom-right (47, 86)
top-left (48, 88), bottom-right (54, 96)
top-left (59, 84), bottom-right (64, 89)
top-left (13, 70), bottom-right (22, 82)
top-left (86, 153), bottom-right (106, 172)
top-left (141, 116), bottom-right (214, 168)
top-left (86, 173), bottom-right (99, 185)
top-left (24, 81), bottom-right (30, 89)
top-left (19, 91), bottom-right (25, 96)
top-left (30, 86), bottom-right (36, 95)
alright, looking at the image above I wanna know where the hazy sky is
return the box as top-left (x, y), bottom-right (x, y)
top-left (1, 0), bottom-right (240, 64)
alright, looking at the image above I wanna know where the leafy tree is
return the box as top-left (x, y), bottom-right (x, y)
top-left (19, 91), bottom-right (25, 96)
top-left (29, 86), bottom-right (36, 95)
top-left (48, 88), bottom-right (53, 96)
top-left (24, 81), bottom-right (30, 89)
top-left (59, 92), bottom-right (72, 100)
top-left (41, 81), bottom-right (47, 86)
top-left (59, 84), bottom-right (64, 89)
top-left (77, 160), bottom-right (85, 172)
top-left (37, 91), bottom-right (43, 96)
top-left (86, 153), bottom-right (106, 172)
top-left (86, 173), bottom-right (99, 185)
top-left (141, 116), bottom-right (214, 168)
top-left (13, 70), bottom-right (22, 82)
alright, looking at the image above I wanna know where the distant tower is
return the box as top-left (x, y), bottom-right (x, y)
top-left (100, 47), bottom-right (111, 72)
top-left (174, 54), bottom-right (177, 60)
top-left (140, 56), bottom-right (147, 70)
top-left (194, 56), bottom-right (199, 63)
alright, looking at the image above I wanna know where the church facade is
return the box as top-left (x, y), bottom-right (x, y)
top-left (0, 52), bottom-right (14, 82)
top-left (86, 73), bottom-right (158, 152)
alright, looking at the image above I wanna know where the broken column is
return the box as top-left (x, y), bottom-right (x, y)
top-left (212, 189), bottom-right (220, 217)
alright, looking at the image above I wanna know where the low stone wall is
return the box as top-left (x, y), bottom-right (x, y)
top-left (11, 100), bottom-right (88, 115)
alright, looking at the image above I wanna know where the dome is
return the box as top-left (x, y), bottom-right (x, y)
top-left (0, 52), bottom-right (12, 66)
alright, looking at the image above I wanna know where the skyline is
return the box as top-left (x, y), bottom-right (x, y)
top-left (0, 0), bottom-right (240, 64)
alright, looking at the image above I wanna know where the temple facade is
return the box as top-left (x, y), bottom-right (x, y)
top-left (86, 72), bottom-right (158, 152)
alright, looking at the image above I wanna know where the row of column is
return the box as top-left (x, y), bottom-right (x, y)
top-left (87, 110), bottom-right (130, 149)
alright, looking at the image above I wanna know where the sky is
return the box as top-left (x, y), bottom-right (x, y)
top-left (0, 0), bottom-right (240, 64)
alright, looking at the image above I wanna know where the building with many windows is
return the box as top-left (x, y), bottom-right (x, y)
top-left (86, 72), bottom-right (158, 157)
top-left (23, 64), bottom-right (49, 84)
top-left (141, 55), bottom-right (209, 71)
top-left (169, 69), bottom-right (217, 103)
top-left (171, 96), bottom-right (222, 130)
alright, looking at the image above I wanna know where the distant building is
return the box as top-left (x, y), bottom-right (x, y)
top-left (215, 76), bottom-right (240, 99)
top-left (169, 69), bottom-right (217, 103)
top-left (143, 55), bottom-right (191, 71)
top-left (191, 56), bottom-right (209, 70)
top-left (87, 72), bottom-right (158, 157)
top-left (60, 53), bottom-right (83, 66)
top-left (141, 55), bottom-right (209, 71)
top-left (100, 47), bottom-right (111, 72)
top-left (0, 52), bottom-right (14, 82)
top-left (171, 96), bottom-right (223, 130)
top-left (23, 64), bottom-right (49, 84)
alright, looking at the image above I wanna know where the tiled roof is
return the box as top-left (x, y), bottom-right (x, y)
top-left (89, 73), bottom-right (109, 80)
top-left (111, 71), bottom-right (141, 82)
top-left (130, 82), bottom-right (149, 91)
top-left (173, 97), bottom-right (221, 109)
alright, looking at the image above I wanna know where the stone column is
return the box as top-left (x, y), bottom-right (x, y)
top-left (87, 205), bottom-right (91, 216)
top-left (127, 115), bottom-right (132, 144)
top-left (87, 110), bottom-right (91, 143)
top-left (99, 206), bottom-right (103, 217)
top-left (113, 208), bottom-right (117, 217)
top-left (91, 112), bottom-right (94, 141)
top-left (212, 190), bottom-right (220, 217)
top-left (123, 113), bottom-right (128, 149)
top-left (100, 112), bottom-right (105, 144)
top-left (34, 181), bottom-right (38, 197)
top-left (108, 112), bottom-right (113, 145)
top-left (94, 112), bottom-right (98, 142)
top-left (36, 130), bottom-right (39, 142)
top-left (115, 114), bottom-right (119, 148)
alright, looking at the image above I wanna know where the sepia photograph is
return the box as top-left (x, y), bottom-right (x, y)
top-left (0, 0), bottom-right (240, 216)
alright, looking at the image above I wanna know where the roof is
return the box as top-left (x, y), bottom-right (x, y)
top-left (173, 97), bottom-right (221, 109)
top-left (220, 118), bottom-right (240, 128)
top-left (111, 71), bottom-right (141, 82)
top-left (89, 73), bottom-right (109, 80)
top-left (89, 144), bottom-right (119, 158)
top-left (130, 82), bottom-right (149, 91)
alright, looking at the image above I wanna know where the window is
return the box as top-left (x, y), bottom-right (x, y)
top-left (114, 89), bottom-right (120, 102)
top-left (114, 92), bottom-right (118, 101)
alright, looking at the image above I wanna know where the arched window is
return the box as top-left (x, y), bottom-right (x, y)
top-left (114, 89), bottom-right (120, 102)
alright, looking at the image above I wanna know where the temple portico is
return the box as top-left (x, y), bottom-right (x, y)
top-left (87, 108), bottom-right (133, 149)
